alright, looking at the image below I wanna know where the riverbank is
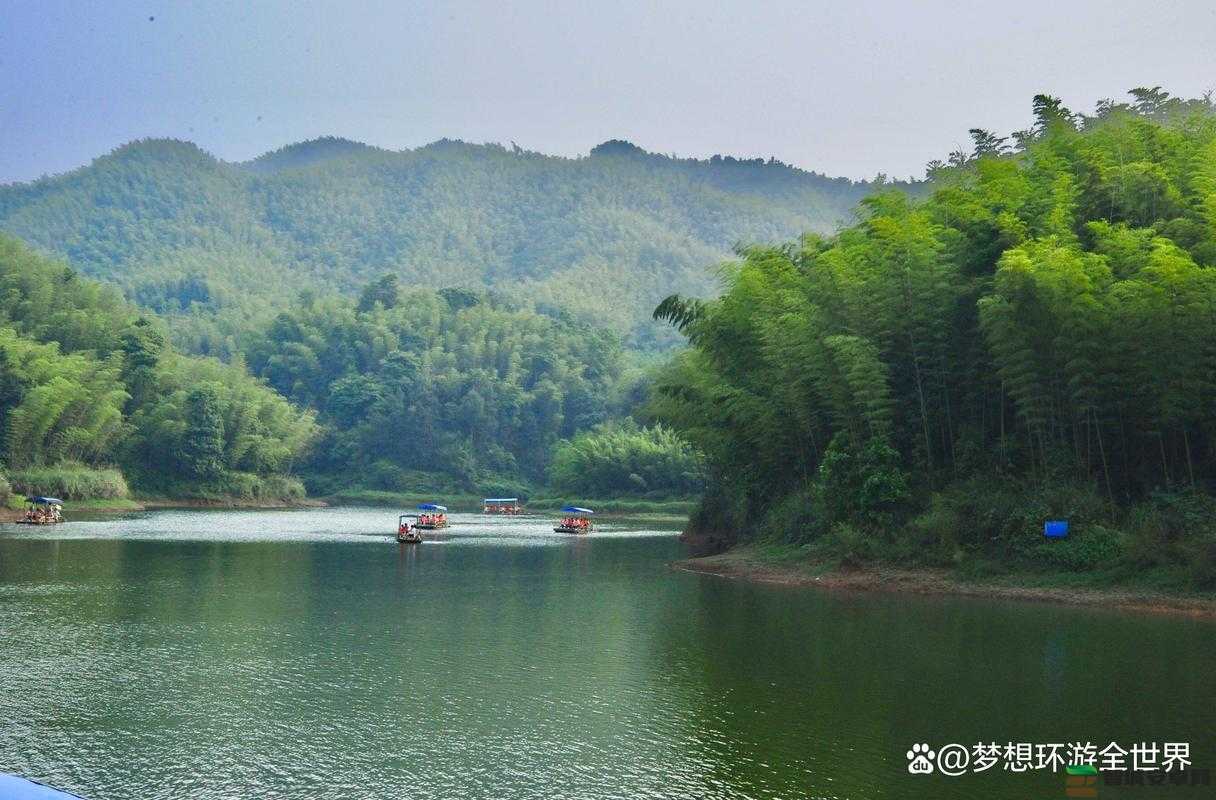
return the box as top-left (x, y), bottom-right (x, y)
top-left (674, 545), bottom-right (1216, 618)
top-left (138, 496), bottom-right (326, 510)
top-left (2, 495), bottom-right (324, 522)
top-left (323, 488), bottom-right (695, 517)
top-left (2, 496), bottom-right (140, 522)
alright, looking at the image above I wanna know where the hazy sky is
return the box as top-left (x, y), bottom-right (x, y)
top-left (2, 0), bottom-right (1215, 184)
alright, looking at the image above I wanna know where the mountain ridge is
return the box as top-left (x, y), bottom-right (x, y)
top-left (0, 135), bottom-right (920, 352)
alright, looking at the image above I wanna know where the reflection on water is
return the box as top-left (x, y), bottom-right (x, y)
top-left (0, 509), bottom-right (1212, 799)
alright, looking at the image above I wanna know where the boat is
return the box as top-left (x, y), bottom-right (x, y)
top-left (554, 505), bottom-right (593, 534)
top-left (15, 497), bottom-right (64, 525)
top-left (396, 514), bottom-right (423, 543)
top-left (413, 503), bottom-right (449, 530)
top-left (483, 497), bottom-right (523, 515)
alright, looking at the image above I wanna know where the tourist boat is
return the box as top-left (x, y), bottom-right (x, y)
top-left (413, 503), bottom-right (449, 530)
top-left (554, 505), bottom-right (593, 534)
top-left (483, 497), bottom-right (523, 515)
top-left (396, 514), bottom-right (423, 543)
top-left (15, 497), bottom-right (64, 525)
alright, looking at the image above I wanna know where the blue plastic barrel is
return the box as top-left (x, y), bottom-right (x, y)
top-left (1044, 520), bottom-right (1069, 538)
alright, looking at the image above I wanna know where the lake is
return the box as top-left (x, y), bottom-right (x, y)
top-left (1, 508), bottom-right (1213, 799)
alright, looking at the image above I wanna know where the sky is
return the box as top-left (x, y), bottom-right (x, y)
top-left (2, 0), bottom-right (1215, 184)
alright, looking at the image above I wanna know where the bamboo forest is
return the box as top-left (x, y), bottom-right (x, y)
top-left (650, 89), bottom-right (1216, 588)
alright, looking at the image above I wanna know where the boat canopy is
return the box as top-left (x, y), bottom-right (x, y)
top-left (561, 506), bottom-right (594, 515)
top-left (483, 498), bottom-right (518, 504)
top-left (417, 503), bottom-right (448, 512)
top-left (31, 497), bottom-right (63, 506)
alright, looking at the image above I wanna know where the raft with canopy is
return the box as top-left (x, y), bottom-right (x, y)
top-left (16, 497), bottom-right (64, 525)
top-left (414, 503), bottom-right (449, 530)
top-left (396, 514), bottom-right (423, 543)
top-left (554, 505), bottom-right (594, 534)
top-left (482, 497), bottom-right (522, 515)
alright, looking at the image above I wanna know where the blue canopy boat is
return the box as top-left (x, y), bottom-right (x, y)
top-left (414, 503), bottom-right (449, 530)
top-left (554, 505), bottom-right (594, 534)
top-left (17, 497), bottom-right (64, 525)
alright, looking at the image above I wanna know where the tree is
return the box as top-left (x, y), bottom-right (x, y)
top-left (179, 384), bottom-right (226, 480)
top-left (969, 128), bottom-right (1011, 159)
top-left (357, 274), bottom-right (401, 313)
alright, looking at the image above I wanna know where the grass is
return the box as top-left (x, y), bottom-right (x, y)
top-left (64, 498), bottom-right (144, 512)
top-left (8, 462), bottom-right (129, 500)
top-left (324, 489), bottom-right (487, 511)
top-left (137, 472), bottom-right (308, 505)
top-left (528, 496), bottom-right (697, 515)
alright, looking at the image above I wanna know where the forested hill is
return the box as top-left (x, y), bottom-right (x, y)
top-left (652, 89), bottom-right (1216, 588)
top-left (0, 136), bottom-right (908, 352)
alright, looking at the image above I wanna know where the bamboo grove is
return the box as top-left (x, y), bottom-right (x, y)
top-left (651, 90), bottom-right (1216, 580)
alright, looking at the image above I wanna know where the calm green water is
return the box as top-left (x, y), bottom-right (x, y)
top-left (1, 508), bottom-right (1213, 800)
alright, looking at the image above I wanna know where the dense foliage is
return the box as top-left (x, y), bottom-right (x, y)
top-left (546, 422), bottom-right (705, 497)
top-left (0, 137), bottom-right (911, 352)
top-left (243, 280), bottom-right (626, 495)
top-left (653, 89), bottom-right (1216, 586)
top-left (0, 236), bottom-right (315, 499)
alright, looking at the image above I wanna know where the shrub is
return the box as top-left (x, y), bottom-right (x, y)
top-left (760, 486), bottom-right (820, 544)
top-left (1182, 533), bottom-right (1216, 590)
top-left (905, 493), bottom-right (965, 565)
top-left (810, 434), bottom-right (911, 536)
top-left (548, 422), bottom-right (704, 497)
top-left (1032, 525), bottom-right (1127, 572)
top-left (367, 460), bottom-right (411, 492)
top-left (931, 475), bottom-right (1108, 561)
top-left (684, 480), bottom-right (749, 546)
top-left (821, 522), bottom-right (881, 566)
top-left (209, 472), bottom-right (306, 501)
top-left (1123, 490), bottom-right (1216, 569)
top-left (9, 462), bottom-right (130, 500)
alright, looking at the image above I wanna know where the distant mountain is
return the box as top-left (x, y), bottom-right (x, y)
top-left (0, 136), bottom-right (917, 352)
top-left (243, 136), bottom-right (383, 174)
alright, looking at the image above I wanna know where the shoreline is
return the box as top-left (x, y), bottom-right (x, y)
top-left (673, 547), bottom-right (1216, 619)
top-left (2, 496), bottom-right (325, 523)
top-left (138, 497), bottom-right (327, 510)
top-left (321, 489), bottom-right (696, 517)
